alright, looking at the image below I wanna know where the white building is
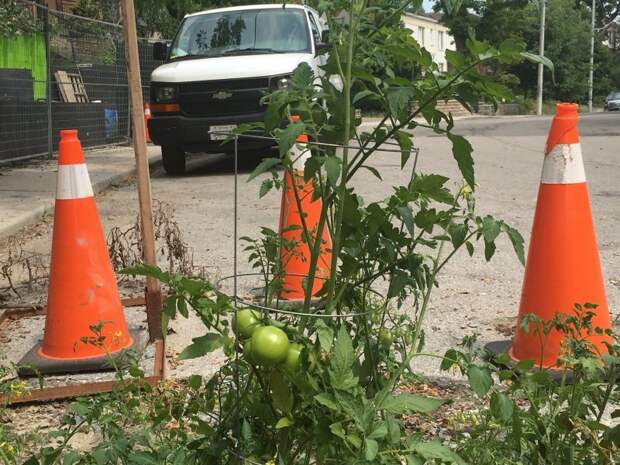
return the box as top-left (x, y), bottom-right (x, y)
top-left (402, 12), bottom-right (455, 72)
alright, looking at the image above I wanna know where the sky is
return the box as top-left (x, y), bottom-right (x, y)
top-left (422, 0), bottom-right (436, 12)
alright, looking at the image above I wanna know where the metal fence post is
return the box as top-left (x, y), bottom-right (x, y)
top-left (43, 3), bottom-right (53, 159)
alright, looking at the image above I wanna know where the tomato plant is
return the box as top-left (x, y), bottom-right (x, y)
top-left (114, 0), bottom-right (548, 461)
top-left (19, 1), bottom-right (555, 464)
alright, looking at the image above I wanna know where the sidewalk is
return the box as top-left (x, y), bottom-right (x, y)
top-left (0, 145), bottom-right (161, 241)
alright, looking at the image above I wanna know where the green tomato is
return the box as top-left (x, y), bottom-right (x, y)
top-left (243, 339), bottom-right (256, 365)
top-left (250, 326), bottom-right (290, 366)
top-left (379, 329), bottom-right (394, 347)
top-left (233, 308), bottom-right (262, 339)
top-left (283, 343), bottom-right (303, 374)
top-left (307, 350), bottom-right (318, 371)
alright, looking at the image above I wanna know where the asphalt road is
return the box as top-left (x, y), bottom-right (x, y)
top-left (142, 111), bottom-right (620, 377)
top-left (7, 112), bottom-right (620, 379)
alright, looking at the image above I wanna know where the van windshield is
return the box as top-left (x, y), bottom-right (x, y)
top-left (170, 9), bottom-right (311, 59)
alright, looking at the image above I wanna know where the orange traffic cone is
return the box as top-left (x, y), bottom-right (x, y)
top-left (486, 103), bottom-right (612, 369)
top-left (278, 117), bottom-right (331, 301)
top-left (19, 130), bottom-right (136, 375)
top-left (144, 102), bottom-right (152, 143)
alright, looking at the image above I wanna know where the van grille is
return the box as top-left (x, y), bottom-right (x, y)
top-left (178, 77), bottom-right (269, 117)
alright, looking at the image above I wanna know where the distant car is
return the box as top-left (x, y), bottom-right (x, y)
top-left (604, 91), bottom-right (620, 111)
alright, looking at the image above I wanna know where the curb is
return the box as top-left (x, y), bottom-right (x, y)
top-left (0, 155), bottom-right (162, 242)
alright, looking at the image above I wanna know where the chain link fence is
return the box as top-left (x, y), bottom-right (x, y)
top-left (0, 1), bottom-right (167, 163)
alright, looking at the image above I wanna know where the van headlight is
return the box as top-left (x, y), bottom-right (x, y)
top-left (271, 76), bottom-right (292, 91)
top-left (154, 85), bottom-right (177, 103)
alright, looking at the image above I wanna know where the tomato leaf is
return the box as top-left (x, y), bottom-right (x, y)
top-left (275, 417), bottom-right (293, 429)
top-left (395, 130), bottom-right (413, 168)
top-left (248, 157), bottom-right (281, 182)
top-left (410, 174), bottom-right (453, 204)
top-left (449, 224), bottom-right (468, 249)
top-left (314, 320), bottom-right (334, 352)
top-left (271, 370), bottom-right (294, 415)
top-left (381, 393), bottom-right (444, 414)
top-left (276, 120), bottom-right (305, 158)
top-left (387, 270), bottom-right (409, 298)
top-left (368, 422), bottom-right (388, 440)
top-left (467, 365), bottom-right (493, 397)
top-left (481, 216), bottom-right (501, 243)
top-left (325, 156), bottom-right (341, 187)
top-left (178, 333), bottom-right (224, 360)
top-left (365, 438), bottom-right (379, 461)
top-left (409, 439), bottom-right (466, 464)
top-left (397, 206), bottom-right (415, 237)
top-left (259, 178), bottom-right (273, 198)
top-left (315, 393), bottom-right (339, 411)
top-left (329, 326), bottom-right (357, 390)
top-left (447, 133), bottom-right (474, 189)
top-left (361, 164), bottom-right (383, 180)
top-left (490, 392), bottom-right (513, 423)
top-left (505, 225), bottom-right (525, 265)
top-left (330, 422), bottom-right (346, 440)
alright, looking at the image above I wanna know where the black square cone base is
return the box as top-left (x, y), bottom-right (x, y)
top-left (484, 339), bottom-right (512, 358)
top-left (17, 328), bottom-right (144, 377)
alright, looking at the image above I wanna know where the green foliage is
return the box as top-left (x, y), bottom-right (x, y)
top-left (0, 1), bottom-right (40, 37)
top-left (134, 0), bottom-right (274, 38)
top-left (543, 0), bottom-right (592, 101)
top-left (0, 361), bottom-right (31, 463)
top-left (436, 0), bottom-right (620, 102)
top-left (442, 306), bottom-right (620, 465)
top-left (11, 2), bottom-right (552, 464)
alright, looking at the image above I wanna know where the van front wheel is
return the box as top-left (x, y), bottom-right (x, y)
top-left (161, 145), bottom-right (186, 175)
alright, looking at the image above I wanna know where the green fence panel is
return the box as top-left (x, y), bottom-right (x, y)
top-left (0, 33), bottom-right (47, 100)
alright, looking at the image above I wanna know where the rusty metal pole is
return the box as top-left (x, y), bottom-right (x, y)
top-left (119, 0), bottom-right (163, 342)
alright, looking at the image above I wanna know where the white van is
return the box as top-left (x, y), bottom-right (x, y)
top-left (148, 4), bottom-right (328, 174)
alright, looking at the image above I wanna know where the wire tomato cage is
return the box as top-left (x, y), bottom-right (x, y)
top-left (201, 129), bottom-right (419, 462)
top-left (211, 130), bottom-right (415, 319)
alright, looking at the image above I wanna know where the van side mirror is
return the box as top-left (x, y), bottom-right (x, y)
top-left (316, 30), bottom-right (330, 53)
top-left (321, 30), bottom-right (330, 45)
top-left (153, 42), bottom-right (168, 61)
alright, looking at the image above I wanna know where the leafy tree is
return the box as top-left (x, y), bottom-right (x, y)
top-left (543, 0), bottom-right (592, 101)
top-left (436, 0), bottom-right (619, 101)
top-left (477, 0), bottom-right (539, 97)
top-left (73, 0), bottom-right (270, 38)
top-left (0, 0), bottom-right (40, 37)
top-left (576, 0), bottom-right (620, 26)
top-left (433, 0), bottom-right (482, 51)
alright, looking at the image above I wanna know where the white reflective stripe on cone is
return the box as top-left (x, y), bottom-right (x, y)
top-left (291, 142), bottom-right (311, 172)
top-left (541, 143), bottom-right (586, 184)
top-left (56, 164), bottom-right (94, 199)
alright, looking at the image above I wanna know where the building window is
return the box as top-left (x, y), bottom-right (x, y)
top-left (418, 26), bottom-right (425, 46)
top-left (438, 31), bottom-right (444, 50)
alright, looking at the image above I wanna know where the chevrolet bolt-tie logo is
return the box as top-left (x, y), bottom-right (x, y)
top-left (212, 90), bottom-right (233, 100)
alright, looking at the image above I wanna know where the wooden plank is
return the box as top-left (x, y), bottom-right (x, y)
top-left (3, 375), bottom-right (162, 405)
top-left (54, 70), bottom-right (76, 103)
top-left (120, 0), bottom-right (163, 342)
top-left (67, 73), bottom-right (89, 103)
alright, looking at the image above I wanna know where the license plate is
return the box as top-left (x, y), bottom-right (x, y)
top-left (209, 124), bottom-right (237, 141)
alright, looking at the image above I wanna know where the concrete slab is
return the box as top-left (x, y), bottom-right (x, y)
top-left (0, 145), bottom-right (161, 240)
